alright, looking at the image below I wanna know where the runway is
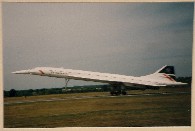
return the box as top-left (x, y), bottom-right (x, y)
top-left (4, 91), bottom-right (190, 105)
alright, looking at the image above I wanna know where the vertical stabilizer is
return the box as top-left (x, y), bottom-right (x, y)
top-left (154, 65), bottom-right (176, 81)
top-left (155, 65), bottom-right (175, 74)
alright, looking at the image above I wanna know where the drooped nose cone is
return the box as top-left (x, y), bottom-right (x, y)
top-left (12, 70), bottom-right (30, 74)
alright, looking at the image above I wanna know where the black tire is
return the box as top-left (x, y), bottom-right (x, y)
top-left (122, 91), bottom-right (127, 95)
top-left (110, 91), bottom-right (114, 96)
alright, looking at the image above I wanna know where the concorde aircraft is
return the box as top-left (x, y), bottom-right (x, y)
top-left (12, 65), bottom-right (187, 95)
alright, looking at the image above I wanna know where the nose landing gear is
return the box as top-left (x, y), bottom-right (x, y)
top-left (64, 78), bottom-right (69, 92)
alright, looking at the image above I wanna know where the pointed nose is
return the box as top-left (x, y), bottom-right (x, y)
top-left (12, 70), bottom-right (30, 74)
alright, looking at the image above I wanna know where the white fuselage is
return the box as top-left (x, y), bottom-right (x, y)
top-left (12, 67), bottom-right (186, 87)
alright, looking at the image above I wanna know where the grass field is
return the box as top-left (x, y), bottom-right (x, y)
top-left (4, 87), bottom-right (191, 127)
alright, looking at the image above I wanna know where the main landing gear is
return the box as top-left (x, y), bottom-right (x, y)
top-left (110, 83), bottom-right (127, 96)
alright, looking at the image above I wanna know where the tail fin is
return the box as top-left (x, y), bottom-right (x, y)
top-left (154, 65), bottom-right (176, 80)
top-left (141, 65), bottom-right (187, 86)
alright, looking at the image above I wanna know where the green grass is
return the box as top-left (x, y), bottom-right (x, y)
top-left (4, 87), bottom-right (191, 127)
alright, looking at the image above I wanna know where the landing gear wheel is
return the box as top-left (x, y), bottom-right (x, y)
top-left (110, 83), bottom-right (126, 96)
top-left (110, 91), bottom-right (114, 96)
top-left (122, 91), bottom-right (127, 95)
top-left (110, 91), bottom-right (120, 96)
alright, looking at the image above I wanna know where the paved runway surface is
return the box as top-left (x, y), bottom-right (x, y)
top-left (4, 92), bottom-right (190, 105)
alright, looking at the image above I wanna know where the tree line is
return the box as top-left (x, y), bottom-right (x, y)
top-left (4, 85), bottom-right (110, 97)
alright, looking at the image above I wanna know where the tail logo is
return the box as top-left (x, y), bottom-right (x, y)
top-left (165, 68), bottom-right (171, 73)
top-left (159, 66), bottom-right (175, 74)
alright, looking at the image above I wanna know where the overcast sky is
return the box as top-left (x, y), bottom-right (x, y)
top-left (2, 2), bottom-right (194, 91)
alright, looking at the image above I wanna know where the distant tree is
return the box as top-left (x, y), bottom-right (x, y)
top-left (27, 89), bottom-right (34, 96)
top-left (176, 77), bottom-right (192, 86)
top-left (4, 90), bottom-right (10, 97)
top-left (102, 85), bottom-right (109, 91)
top-left (9, 89), bottom-right (17, 97)
top-left (39, 88), bottom-right (47, 95)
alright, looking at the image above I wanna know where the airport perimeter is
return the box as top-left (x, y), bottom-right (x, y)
top-left (4, 87), bottom-right (191, 127)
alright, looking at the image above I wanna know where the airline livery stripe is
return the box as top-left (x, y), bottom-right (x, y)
top-left (163, 74), bottom-right (175, 81)
top-left (39, 70), bottom-right (45, 75)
